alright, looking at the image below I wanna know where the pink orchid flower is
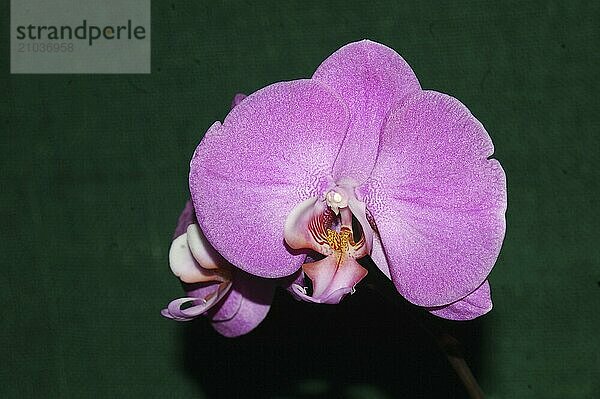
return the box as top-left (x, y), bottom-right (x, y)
top-left (164, 40), bottom-right (506, 336)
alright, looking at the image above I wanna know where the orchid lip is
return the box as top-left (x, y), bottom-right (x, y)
top-left (284, 181), bottom-right (371, 304)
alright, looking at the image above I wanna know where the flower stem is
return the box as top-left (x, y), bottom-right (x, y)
top-left (432, 330), bottom-right (485, 399)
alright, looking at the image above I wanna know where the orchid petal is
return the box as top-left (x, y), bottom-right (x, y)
top-left (286, 271), bottom-right (308, 301)
top-left (190, 80), bottom-right (349, 278)
top-left (161, 280), bottom-right (233, 321)
top-left (290, 284), bottom-right (353, 305)
top-left (312, 40), bottom-right (421, 183)
top-left (211, 275), bottom-right (277, 337)
top-left (346, 195), bottom-right (373, 255)
top-left (303, 257), bottom-right (338, 298)
top-left (370, 233), bottom-right (391, 279)
top-left (428, 280), bottom-right (492, 320)
top-left (362, 90), bottom-right (507, 307)
top-left (169, 233), bottom-right (225, 284)
top-left (173, 200), bottom-right (196, 238)
top-left (187, 282), bottom-right (243, 322)
top-left (231, 93), bottom-right (247, 108)
top-left (300, 256), bottom-right (368, 304)
top-left (186, 224), bottom-right (225, 270)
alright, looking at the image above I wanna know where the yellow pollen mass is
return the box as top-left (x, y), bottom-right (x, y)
top-left (326, 228), bottom-right (351, 253)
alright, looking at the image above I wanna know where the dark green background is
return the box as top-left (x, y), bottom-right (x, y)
top-left (2, 1), bottom-right (598, 398)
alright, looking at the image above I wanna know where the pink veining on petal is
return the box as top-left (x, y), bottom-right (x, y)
top-left (284, 197), bottom-right (335, 256)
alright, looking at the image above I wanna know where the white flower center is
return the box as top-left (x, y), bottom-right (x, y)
top-left (326, 189), bottom-right (348, 214)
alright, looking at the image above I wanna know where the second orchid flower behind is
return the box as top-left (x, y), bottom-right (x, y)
top-left (163, 40), bottom-right (507, 337)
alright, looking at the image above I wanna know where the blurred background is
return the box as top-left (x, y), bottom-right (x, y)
top-left (1, 1), bottom-right (598, 398)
